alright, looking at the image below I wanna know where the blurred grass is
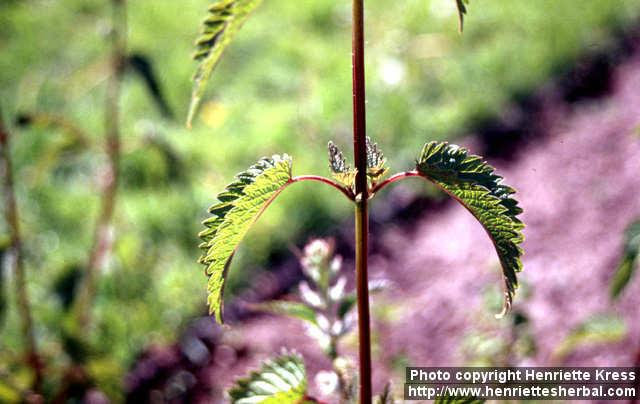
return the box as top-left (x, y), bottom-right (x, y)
top-left (1, 0), bottom-right (640, 397)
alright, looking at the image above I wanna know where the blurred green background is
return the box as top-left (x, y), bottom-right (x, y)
top-left (1, 0), bottom-right (639, 399)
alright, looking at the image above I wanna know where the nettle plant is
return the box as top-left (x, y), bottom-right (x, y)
top-left (189, 0), bottom-right (524, 402)
top-left (248, 238), bottom-right (388, 402)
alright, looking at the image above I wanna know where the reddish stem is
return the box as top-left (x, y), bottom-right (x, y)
top-left (291, 175), bottom-right (355, 200)
top-left (351, 0), bottom-right (371, 402)
top-left (370, 170), bottom-right (420, 194)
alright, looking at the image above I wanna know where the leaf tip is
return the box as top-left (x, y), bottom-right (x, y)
top-left (455, 0), bottom-right (468, 34)
top-left (494, 290), bottom-right (513, 319)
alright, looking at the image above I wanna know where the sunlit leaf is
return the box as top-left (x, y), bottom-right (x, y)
top-left (416, 141), bottom-right (524, 317)
top-left (228, 352), bottom-right (309, 404)
top-left (366, 136), bottom-right (389, 184)
top-left (328, 141), bottom-right (357, 189)
top-left (188, 0), bottom-right (263, 127)
top-left (198, 155), bottom-right (292, 322)
top-left (610, 219), bottom-right (640, 299)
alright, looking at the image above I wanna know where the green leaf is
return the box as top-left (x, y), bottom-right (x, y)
top-left (610, 219), bottom-right (640, 299)
top-left (366, 136), bottom-right (389, 184)
top-left (198, 155), bottom-right (293, 323)
top-left (228, 352), bottom-right (308, 404)
top-left (328, 141), bottom-right (357, 189)
top-left (248, 300), bottom-right (318, 327)
top-left (416, 141), bottom-right (524, 317)
top-left (455, 0), bottom-right (470, 33)
top-left (552, 314), bottom-right (626, 360)
top-left (188, 0), bottom-right (263, 127)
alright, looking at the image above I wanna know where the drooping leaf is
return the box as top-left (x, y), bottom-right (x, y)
top-left (366, 136), bottom-right (389, 183)
top-left (328, 141), bottom-right (357, 189)
top-left (416, 141), bottom-right (524, 317)
top-left (228, 352), bottom-right (309, 404)
top-left (248, 300), bottom-right (318, 327)
top-left (610, 219), bottom-right (640, 299)
top-left (198, 155), bottom-right (292, 322)
top-left (552, 314), bottom-right (626, 361)
top-left (188, 0), bottom-right (263, 127)
top-left (454, 0), bottom-right (470, 33)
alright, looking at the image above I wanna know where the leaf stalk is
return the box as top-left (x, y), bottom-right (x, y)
top-left (370, 170), bottom-right (421, 194)
top-left (291, 175), bottom-right (355, 200)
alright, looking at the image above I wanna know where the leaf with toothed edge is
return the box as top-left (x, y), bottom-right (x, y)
top-left (365, 136), bottom-right (389, 183)
top-left (228, 351), bottom-right (309, 403)
top-left (188, 0), bottom-right (263, 127)
top-left (328, 141), bottom-right (357, 189)
top-left (198, 155), bottom-right (292, 323)
top-left (416, 141), bottom-right (524, 317)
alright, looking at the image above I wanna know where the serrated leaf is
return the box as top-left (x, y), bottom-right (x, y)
top-left (552, 314), bottom-right (626, 360)
top-left (188, 0), bottom-right (263, 127)
top-left (198, 155), bottom-right (292, 322)
top-left (248, 300), bottom-right (318, 327)
top-left (455, 0), bottom-right (469, 33)
top-left (228, 352), bottom-right (309, 404)
top-left (366, 136), bottom-right (388, 183)
top-left (610, 219), bottom-right (640, 299)
top-left (416, 141), bottom-right (524, 317)
top-left (328, 141), bottom-right (348, 174)
top-left (328, 141), bottom-right (357, 189)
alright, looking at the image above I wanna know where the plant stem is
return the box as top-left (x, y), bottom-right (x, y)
top-left (0, 108), bottom-right (43, 392)
top-left (354, 200), bottom-right (371, 403)
top-left (74, 0), bottom-right (126, 332)
top-left (351, 0), bottom-right (372, 402)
